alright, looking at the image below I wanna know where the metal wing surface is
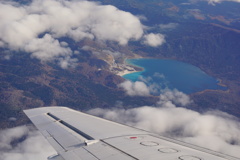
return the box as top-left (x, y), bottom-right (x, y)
top-left (24, 106), bottom-right (238, 160)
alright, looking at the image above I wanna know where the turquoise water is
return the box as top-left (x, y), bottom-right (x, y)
top-left (123, 59), bottom-right (227, 94)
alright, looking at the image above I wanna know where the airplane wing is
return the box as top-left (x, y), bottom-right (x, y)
top-left (24, 106), bottom-right (238, 160)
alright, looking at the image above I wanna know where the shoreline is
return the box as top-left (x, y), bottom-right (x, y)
top-left (217, 79), bottom-right (227, 87)
top-left (193, 88), bottom-right (230, 95)
top-left (117, 70), bottom-right (138, 77)
top-left (117, 58), bottom-right (144, 77)
top-left (118, 57), bottom-right (229, 95)
top-left (193, 78), bottom-right (229, 95)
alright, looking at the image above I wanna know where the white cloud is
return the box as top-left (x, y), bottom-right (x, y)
top-left (190, 0), bottom-right (240, 5)
top-left (0, 126), bottom-right (56, 160)
top-left (119, 75), bottom-right (172, 97)
top-left (0, 126), bottom-right (28, 150)
top-left (0, 0), bottom-right (147, 68)
top-left (119, 79), bottom-right (192, 108)
top-left (115, 68), bottom-right (239, 158)
top-left (24, 34), bottom-right (78, 69)
top-left (208, 0), bottom-right (240, 4)
top-left (143, 33), bottom-right (165, 47)
top-left (119, 80), bottom-right (150, 96)
top-left (158, 89), bottom-right (192, 107)
top-left (58, 56), bottom-right (78, 69)
top-left (25, 34), bottom-right (72, 61)
top-left (88, 97), bottom-right (240, 158)
top-left (2, 93), bottom-right (240, 159)
top-left (137, 75), bottom-right (170, 96)
top-left (86, 5), bottom-right (143, 45)
top-left (159, 23), bottom-right (179, 30)
top-left (0, 0), bottom-right (144, 46)
top-left (90, 77), bottom-right (240, 157)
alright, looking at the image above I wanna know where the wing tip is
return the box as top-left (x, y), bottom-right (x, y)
top-left (23, 106), bottom-right (69, 117)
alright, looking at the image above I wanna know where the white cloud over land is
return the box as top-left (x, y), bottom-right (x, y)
top-left (119, 80), bottom-right (151, 96)
top-left (0, 126), bottom-right (56, 160)
top-left (208, 0), bottom-right (240, 3)
top-left (0, 0), bottom-right (165, 68)
top-left (191, 0), bottom-right (240, 5)
top-left (102, 80), bottom-right (240, 158)
top-left (88, 102), bottom-right (240, 158)
top-left (1, 90), bottom-right (240, 159)
top-left (143, 33), bottom-right (166, 47)
top-left (0, 0), bottom-right (144, 47)
top-left (159, 23), bottom-right (179, 30)
top-left (207, 0), bottom-right (240, 5)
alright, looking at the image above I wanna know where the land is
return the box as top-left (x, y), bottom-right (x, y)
top-left (115, 65), bottom-right (137, 76)
top-left (1, 0), bottom-right (240, 129)
top-left (0, 46), bottom-right (158, 129)
top-left (98, 0), bottom-right (240, 117)
top-left (111, 62), bottom-right (139, 77)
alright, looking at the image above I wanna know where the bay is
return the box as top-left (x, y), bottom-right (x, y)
top-left (123, 58), bottom-right (227, 94)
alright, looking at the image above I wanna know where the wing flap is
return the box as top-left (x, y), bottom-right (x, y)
top-left (24, 107), bottom-right (146, 160)
top-left (24, 108), bottom-right (88, 153)
top-left (24, 107), bottom-right (148, 140)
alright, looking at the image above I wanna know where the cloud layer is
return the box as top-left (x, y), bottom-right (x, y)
top-left (159, 23), bottom-right (179, 30)
top-left (2, 89), bottom-right (239, 159)
top-left (0, 0), bottom-right (144, 46)
top-left (113, 79), bottom-right (240, 157)
top-left (208, 0), bottom-right (240, 4)
top-left (190, 0), bottom-right (240, 5)
top-left (0, 126), bottom-right (56, 160)
top-left (143, 33), bottom-right (165, 47)
top-left (0, 0), bottom-right (165, 68)
top-left (88, 95), bottom-right (240, 158)
top-left (119, 80), bottom-right (151, 96)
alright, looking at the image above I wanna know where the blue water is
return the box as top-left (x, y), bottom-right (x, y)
top-left (123, 59), bottom-right (227, 94)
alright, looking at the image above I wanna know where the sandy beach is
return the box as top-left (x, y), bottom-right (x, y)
top-left (117, 69), bottom-right (139, 76)
top-left (114, 57), bottom-right (144, 77)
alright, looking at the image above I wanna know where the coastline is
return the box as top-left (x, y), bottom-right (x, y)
top-left (193, 78), bottom-right (229, 95)
top-left (116, 57), bottom-right (229, 95)
top-left (117, 70), bottom-right (138, 76)
top-left (119, 56), bottom-right (177, 77)
top-left (193, 88), bottom-right (230, 95)
top-left (117, 58), bottom-right (144, 77)
top-left (217, 79), bottom-right (227, 87)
